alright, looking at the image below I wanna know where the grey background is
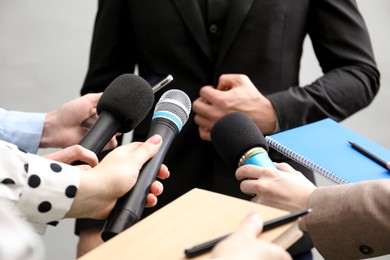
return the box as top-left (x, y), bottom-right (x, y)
top-left (0, 0), bottom-right (389, 259)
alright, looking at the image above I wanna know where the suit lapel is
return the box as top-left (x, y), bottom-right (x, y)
top-left (172, 0), bottom-right (213, 62)
top-left (217, 0), bottom-right (256, 67)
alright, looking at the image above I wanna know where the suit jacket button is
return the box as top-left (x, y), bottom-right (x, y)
top-left (209, 24), bottom-right (218, 34)
top-left (359, 245), bottom-right (373, 255)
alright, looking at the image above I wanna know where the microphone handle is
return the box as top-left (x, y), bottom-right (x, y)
top-left (101, 118), bottom-right (178, 241)
top-left (79, 110), bottom-right (121, 154)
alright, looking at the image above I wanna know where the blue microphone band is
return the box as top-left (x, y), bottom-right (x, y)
top-left (239, 148), bottom-right (276, 168)
top-left (152, 111), bottom-right (183, 131)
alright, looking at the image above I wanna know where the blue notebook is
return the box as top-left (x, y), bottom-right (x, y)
top-left (265, 118), bottom-right (390, 184)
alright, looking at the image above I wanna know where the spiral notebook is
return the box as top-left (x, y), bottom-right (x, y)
top-left (265, 118), bottom-right (390, 184)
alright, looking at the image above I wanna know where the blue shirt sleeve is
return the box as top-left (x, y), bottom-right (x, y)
top-left (0, 108), bottom-right (46, 153)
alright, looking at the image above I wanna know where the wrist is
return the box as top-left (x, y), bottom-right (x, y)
top-left (68, 169), bottom-right (115, 220)
top-left (65, 170), bottom-right (97, 219)
top-left (299, 187), bottom-right (315, 209)
top-left (265, 98), bottom-right (278, 134)
top-left (298, 217), bottom-right (308, 232)
top-left (298, 188), bottom-right (316, 232)
top-left (40, 111), bottom-right (57, 148)
top-left (254, 97), bottom-right (278, 134)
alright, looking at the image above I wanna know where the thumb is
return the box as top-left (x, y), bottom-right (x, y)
top-left (215, 74), bottom-right (245, 91)
top-left (235, 212), bottom-right (264, 238)
top-left (127, 134), bottom-right (163, 169)
top-left (199, 85), bottom-right (222, 103)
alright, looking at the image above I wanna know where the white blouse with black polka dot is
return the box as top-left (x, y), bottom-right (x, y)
top-left (0, 140), bottom-right (81, 234)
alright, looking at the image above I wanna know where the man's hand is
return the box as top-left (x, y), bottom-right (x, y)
top-left (192, 74), bottom-right (278, 141)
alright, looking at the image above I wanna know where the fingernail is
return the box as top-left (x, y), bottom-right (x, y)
top-left (248, 212), bottom-right (261, 222)
top-left (148, 134), bottom-right (162, 145)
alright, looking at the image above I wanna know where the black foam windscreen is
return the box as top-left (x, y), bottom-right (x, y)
top-left (97, 74), bottom-right (154, 132)
top-left (211, 112), bottom-right (269, 169)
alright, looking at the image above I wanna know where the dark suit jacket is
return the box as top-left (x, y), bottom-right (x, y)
top-left (79, 0), bottom-right (379, 254)
top-left (302, 180), bottom-right (390, 259)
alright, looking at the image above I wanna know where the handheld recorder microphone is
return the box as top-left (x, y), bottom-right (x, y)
top-left (211, 112), bottom-right (275, 169)
top-left (101, 89), bottom-right (191, 241)
top-left (77, 74), bottom-right (154, 155)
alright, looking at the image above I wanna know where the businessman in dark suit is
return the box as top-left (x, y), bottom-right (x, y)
top-left (77, 0), bottom-right (379, 258)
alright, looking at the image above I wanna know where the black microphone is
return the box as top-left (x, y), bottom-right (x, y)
top-left (211, 112), bottom-right (275, 169)
top-left (77, 74), bottom-right (154, 155)
top-left (101, 89), bottom-right (191, 241)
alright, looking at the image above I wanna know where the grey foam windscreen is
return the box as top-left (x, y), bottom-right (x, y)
top-left (97, 74), bottom-right (155, 132)
top-left (211, 112), bottom-right (269, 168)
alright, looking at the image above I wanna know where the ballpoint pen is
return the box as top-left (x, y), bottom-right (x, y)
top-left (348, 141), bottom-right (389, 170)
top-left (184, 208), bottom-right (312, 258)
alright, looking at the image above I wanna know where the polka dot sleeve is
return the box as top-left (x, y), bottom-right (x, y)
top-left (0, 206), bottom-right (45, 260)
top-left (0, 140), bottom-right (81, 234)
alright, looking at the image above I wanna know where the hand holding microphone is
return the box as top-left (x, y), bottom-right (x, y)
top-left (101, 89), bottom-right (191, 241)
top-left (211, 112), bottom-right (316, 211)
top-left (77, 74), bottom-right (155, 156)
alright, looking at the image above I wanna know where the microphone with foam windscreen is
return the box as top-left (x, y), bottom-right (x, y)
top-left (101, 89), bottom-right (191, 241)
top-left (77, 74), bottom-right (154, 155)
top-left (211, 112), bottom-right (276, 169)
